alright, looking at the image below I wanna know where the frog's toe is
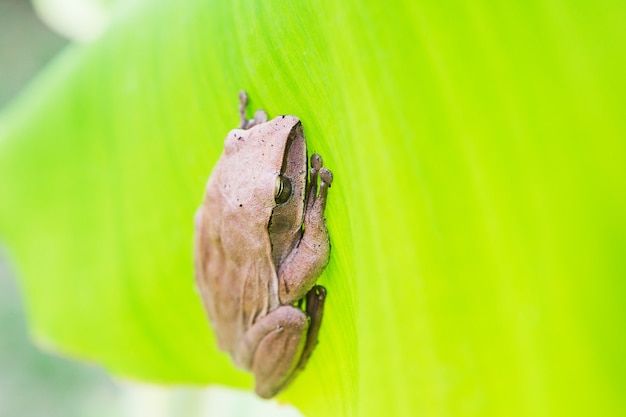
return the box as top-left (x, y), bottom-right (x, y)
top-left (319, 168), bottom-right (333, 186)
top-left (254, 109), bottom-right (268, 124)
top-left (311, 154), bottom-right (323, 171)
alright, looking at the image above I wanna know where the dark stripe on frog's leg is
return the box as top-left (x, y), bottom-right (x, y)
top-left (300, 286), bottom-right (326, 366)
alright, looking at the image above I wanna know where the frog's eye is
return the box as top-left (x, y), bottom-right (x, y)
top-left (274, 175), bottom-right (292, 204)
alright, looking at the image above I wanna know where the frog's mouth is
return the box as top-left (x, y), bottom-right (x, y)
top-left (269, 121), bottom-right (308, 266)
top-left (279, 121), bottom-right (307, 201)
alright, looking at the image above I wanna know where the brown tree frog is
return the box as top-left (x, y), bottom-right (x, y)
top-left (194, 91), bottom-right (333, 398)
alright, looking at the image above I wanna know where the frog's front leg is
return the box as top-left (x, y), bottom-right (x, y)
top-left (277, 154), bottom-right (333, 304)
top-left (234, 305), bottom-right (309, 398)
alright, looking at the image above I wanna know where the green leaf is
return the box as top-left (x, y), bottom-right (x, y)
top-left (1, 0), bottom-right (626, 416)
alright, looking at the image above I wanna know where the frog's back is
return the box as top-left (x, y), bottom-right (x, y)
top-left (193, 127), bottom-right (285, 354)
top-left (194, 201), bottom-right (279, 353)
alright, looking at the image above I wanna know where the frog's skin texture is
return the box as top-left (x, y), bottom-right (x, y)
top-left (194, 92), bottom-right (333, 398)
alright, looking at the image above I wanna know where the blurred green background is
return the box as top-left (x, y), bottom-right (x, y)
top-left (0, 0), bottom-right (65, 108)
top-left (0, 3), bottom-right (118, 417)
top-left (2, 0), bottom-right (626, 416)
top-left (0, 1), bottom-right (299, 416)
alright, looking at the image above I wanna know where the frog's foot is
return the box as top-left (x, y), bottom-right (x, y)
top-left (238, 90), bottom-right (268, 129)
top-left (306, 154), bottom-right (333, 214)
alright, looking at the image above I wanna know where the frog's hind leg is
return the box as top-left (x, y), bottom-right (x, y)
top-left (238, 91), bottom-right (249, 129)
top-left (238, 90), bottom-right (268, 129)
top-left (297, 286), bottom-right (326, 369)
top-left (235, 306), bottom-right (309, 398)
top-left (279, 285), bottom-right (326, 389)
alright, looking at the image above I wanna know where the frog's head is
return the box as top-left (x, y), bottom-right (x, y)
top-left (219, 115), bottom-right (307, 265)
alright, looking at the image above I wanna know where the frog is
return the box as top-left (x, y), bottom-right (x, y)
top-left (194, 91), bottom-right (333, 398)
